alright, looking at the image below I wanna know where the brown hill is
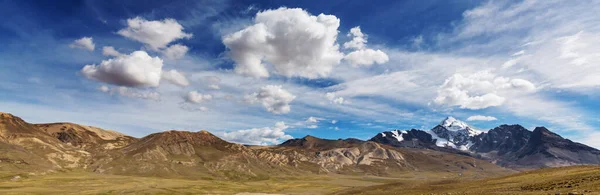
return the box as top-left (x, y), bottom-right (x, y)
top-left (0, 112), bottom-right (88, 171)
top-left (280, 135), bottom-right (364, 150)
top-left (90, 130), bottom-right (277, 179)
top-left (35, 122), bottom-right (136, 150)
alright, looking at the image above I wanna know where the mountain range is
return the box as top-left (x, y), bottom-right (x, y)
top-left (370, 117), bottom-right (600, 170)
top-left (0, 111), bottom-right (598, 180)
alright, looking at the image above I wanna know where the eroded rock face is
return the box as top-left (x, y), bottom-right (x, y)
top-left (35, 123), bottom-right (137, 150)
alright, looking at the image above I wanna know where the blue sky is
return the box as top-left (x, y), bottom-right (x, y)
top-left (1, 0), bottom-right (599, 147)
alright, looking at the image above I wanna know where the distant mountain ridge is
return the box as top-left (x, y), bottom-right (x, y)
top-left (0, 112), bottom-right (511, 180)
top-left (370, 117), bottom-right (600, 170)
top-left (0, 111), bottom-right (596, 178)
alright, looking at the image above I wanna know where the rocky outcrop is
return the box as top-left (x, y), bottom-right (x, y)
top-left (369, 129), bottom-right (436, 148)
top-left (36, 123), bottom-right (136, 150)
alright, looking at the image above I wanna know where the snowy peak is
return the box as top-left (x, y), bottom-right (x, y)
top-left (438, 116), bottom-right (482, 136)
top-left (429, 117), bottom-right (482, 151)
top-left (440, 117), bottom-right (469, 131)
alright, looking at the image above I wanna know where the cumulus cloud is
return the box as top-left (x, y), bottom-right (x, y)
top-left (307, 125), bottom-right (318, 129)
top-left (162, 44), bottom-right (189, 60)
top-left (102, 46), bottom-right (123, 57)
top-left (434, 71), bottom-right (536, 110)
top-left (222, 7), bottom-right (344, 78)
top-left (343, 26), bottom-right (366, 50)
top-left (344, 49), bottom-right (389, 66)
top-left (467, 115), bottom-right (498, 121)
top-left (69, 37), bottom-right (95, 51)
top-left (245, 85), bottom-right (296, 114)
top-left (343, 26), bottom-right (389, 66)
top-left (221, 122), bottom-right (293, 145)
top-left (161, 69), bottom-right (189, 87)
top-left (117, 17), bottom-right (192, 50)
top-left (331, 120), bottom-right (338, 124)
top-left (81, 51), bottom-right (163, 87)
top-left (99, 86), bottom-right (160, 101)
top-left (184, 91), bottom-right (212, 104)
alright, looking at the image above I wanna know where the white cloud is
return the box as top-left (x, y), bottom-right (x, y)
top-left (466, 115), bottom-right (498, 121)
top-left (162, 44), bottom-right (189, 60)
top-left (117, 17), bottom-right (192, 50)
top-left (331, 120), bottom-right (338, 124)
top-left (306, 116), bottom-right (319, 123)
top-left (222, 7), bottom-right (344, 78)
top-left (512, 50), bottom-right (525, 56)
top-left (98, 85), bottom-right (109, 93)
top-left (221, 122), bottom-right (293, 145)
top-left (179, 103), bottom-right (208, 112)
top-left (307, 125), bottom-right (318, 129)
top-left (184, 91), bottom-right (212, 104)
top-left (525, 31), bottom-right (600, 89)
top-left (343, 26), bottom-right (366, 50)
top-left (434, 71), bottom-right (536, 110)
top-left (325, 92), bottom-right (345, 104)
top-left (342, 26), bottom-right (389, 66)
top-left (81, 51), bottom-right (163, 87)
top-left (69, 37), bottom-right (95, 51)
top-left (208, 84), bottom-right (220, 90)
top-left (344, 49), bottom-right (389, 66)
top-left (333, 97), bottom-right (345, 104)
top-left (245, 85), bottom-right (296, 114)
top-left (161, 69), bottom-right (189, 87)
top-left (116, 87), bottom-right (160, 101)
top-left (453, 1), bottom-right (600, 90)
top-left (99, 86), bottom-right (160, 101)
top-left (102, 46), bottom-right (123, 57)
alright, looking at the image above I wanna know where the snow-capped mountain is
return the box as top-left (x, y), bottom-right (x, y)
top-left (429, 117), bottom-right (482, 150)
top-left (370, 117), bottom-right (482, 151)
top-left (369, 117), bottom-right (600, 170)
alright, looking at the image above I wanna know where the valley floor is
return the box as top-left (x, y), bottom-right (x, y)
top-left (0, 171), bottom-right (405, 195)
top-left (334, 165), bottom-right (600, 195)
top-left (0, 166), bottom-right (598, 194)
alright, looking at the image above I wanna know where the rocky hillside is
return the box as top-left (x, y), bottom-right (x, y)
top-left (0, 112), bottom-right (89, 170)
top-left (36, 122), bottom-right (137, 150)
